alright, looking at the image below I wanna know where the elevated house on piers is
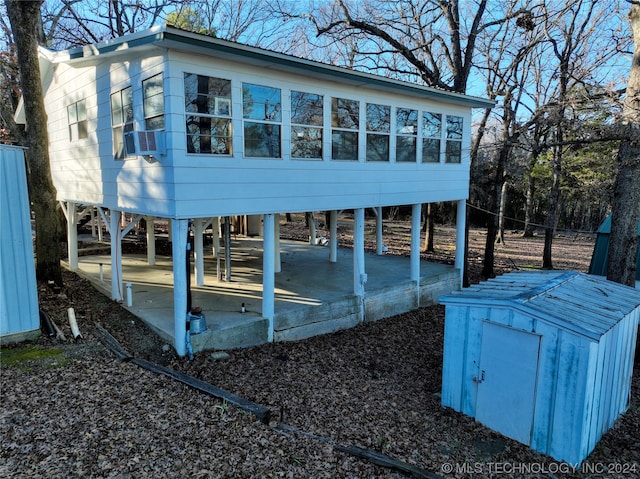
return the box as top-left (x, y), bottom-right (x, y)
top-left (21, 25), bottom-right (493, 356)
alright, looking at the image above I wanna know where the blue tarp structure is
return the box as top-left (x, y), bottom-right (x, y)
top-left (588, 214), bottom-right (640, 281)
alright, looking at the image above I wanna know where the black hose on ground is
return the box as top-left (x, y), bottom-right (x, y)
top-left (39, 309), bottom-right (56, 337)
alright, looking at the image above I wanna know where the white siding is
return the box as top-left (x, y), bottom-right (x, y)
top-left (0, 145), bottom-right (39, 340)
top-left (46, 46), bottom-right (473, 219)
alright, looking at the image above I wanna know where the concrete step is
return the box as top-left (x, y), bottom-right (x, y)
top-left (190, 314), bottom-right (268, 351)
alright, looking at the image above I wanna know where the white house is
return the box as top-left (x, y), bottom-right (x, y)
top-left (24, 25), bottom-right (493, 355)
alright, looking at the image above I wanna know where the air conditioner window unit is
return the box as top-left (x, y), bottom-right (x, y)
top-left (124, 130), bottom-right (165, 157)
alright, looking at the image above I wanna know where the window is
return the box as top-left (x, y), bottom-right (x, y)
top-left (68, 100), bottom-right (87, 141)
top-left (111, 87), bottom-right (133, 159)
top-left (366, 103), bottom-right (390, 162)
top-left (291, 91), bottom-right (323, 159)
top-left (331, 97), bottom-right (359, 160)
top-left (396, 108), bottom-right (418, 162)
top-left (422, 112), bottom-right (442, 163)
top-left (243, 83), bottom-right (281, 158)
top-left (446, 115), bottom-right (463, 163)
top-left (143, 73), bottom-right (164, 130)
top-left (184, 73), bottom-right (232, 155)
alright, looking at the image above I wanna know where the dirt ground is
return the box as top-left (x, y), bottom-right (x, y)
top-left (1, 217), bottom-right (638, 478)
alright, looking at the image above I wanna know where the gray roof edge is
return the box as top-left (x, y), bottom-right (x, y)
top-left (56, 25), bottom-right (495, 109)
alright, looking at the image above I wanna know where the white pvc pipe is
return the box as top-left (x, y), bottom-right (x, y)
top-left (67, 307), bottom-right (82, 339)
top-left (126, 282), bottom-right (133, 307)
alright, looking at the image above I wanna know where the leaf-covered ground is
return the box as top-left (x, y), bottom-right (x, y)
top-left (2, 221), bottom-right (638, 478)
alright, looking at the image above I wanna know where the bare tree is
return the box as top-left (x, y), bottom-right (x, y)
top-left (539, 0), bottom-right (623, 269)
top-left (608, 3), bottom-right (640, 287)
top-left (6, 0), bottom-right (62, 285)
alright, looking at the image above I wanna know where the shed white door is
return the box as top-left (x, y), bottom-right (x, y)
top-left (475, 322), bottom-right (541, 444)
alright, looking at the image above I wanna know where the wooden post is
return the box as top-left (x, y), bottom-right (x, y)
top-left (171, 218), bottom-right (188, 357)
top-left (263, 213), bottom-right (275, 342)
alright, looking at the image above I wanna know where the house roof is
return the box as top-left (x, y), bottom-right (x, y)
top-left (439, 270), bottom-right (640, 341)
top-left (49, 25), bottom-right (495, 110)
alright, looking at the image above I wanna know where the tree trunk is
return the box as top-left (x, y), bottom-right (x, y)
top-left (6, 0), bottom-right (62, 285)
top-left (522, 145), bottom-right (542, 238)
top-left (422, 203), bottom-right (435, 252)
top-left (481, 145), bottom-right (509, 278)
top-left (496, 180), bottom-right (507, 244)
top-left (607, 5), bottom-right (640, 287)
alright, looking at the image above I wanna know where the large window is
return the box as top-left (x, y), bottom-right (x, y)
top-left (331, 97), bottom-right (359, 160)
top-left (185, 73), bottom-right (232, 155)
top-left (143, 74), bottom-right (164, 131)
top-left (243, 83), bottom-right (281, 158)
top-left (396, 108), bottom-right (418, 162)
top-left (446, 115), bottom-right (463, 163)
top-left (291, 91), bottom-right (323, 159)
top-left (366, 103), bottom-right (390, 162)
top-left (68, 99), bottom-right (87, 142)
top-left (422, 112), bottom-right (442, 163)
top-left (110, 87), bottom-right (133, 159)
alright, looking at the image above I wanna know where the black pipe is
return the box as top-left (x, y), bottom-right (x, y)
top-left (39, 309), bottom-right (56, 337)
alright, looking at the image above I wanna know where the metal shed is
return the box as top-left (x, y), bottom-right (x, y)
top-left (588, 214), bottom-right (640, 282)
top-left (439, 270), bottom-right (640, 465)
top-left (0, 145), bottom-right (40, 343)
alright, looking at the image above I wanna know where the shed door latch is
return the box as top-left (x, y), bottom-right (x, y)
top-left (473, 370), bottom-right (485, 384)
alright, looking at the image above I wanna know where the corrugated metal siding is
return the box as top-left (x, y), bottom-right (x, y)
top-left (0, 145), bottom-right (40, 339)
top-left (442, 271), bottom-right (640, 339)
top-left (439, 270), bottom-right (640, 465)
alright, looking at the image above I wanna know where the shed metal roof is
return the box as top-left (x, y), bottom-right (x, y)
top-left (49, 25), bottom-right (495, 110)
top-left (440, 270), bottom-right (640, 341)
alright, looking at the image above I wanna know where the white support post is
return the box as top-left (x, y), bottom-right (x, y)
top-left (274, 214), bottom-right (281, 273)
top-left (110, 210), bottom-right (123, 301)
top-left (329, 210), bottom-right (337, 263)
top-left (171, 219), bottom-right (189, 357)
top-left (212, 217), bottom-right (221, 281)
top-left (90, 208), bottom-right (97, 238)
top-left (146, 216), bottom-right (156, 266)
top-left (262, 214), bottom-right (275, 342)
top-left (308, 212), bottom-right (316, 245)
top-left (64, 201), bottom-right (79, 271)
top-left (194, 219), bottom-right (205, 286)
top-left (97, 209), bottom-right (104, 241)
top-left (411, 203), bottom-right (422, 283)
top-left (212, 217), bottom-right (220, 258)
top-left (375, 206), bottom-right (384, 255)
top-left (353, 208), bottom-right (366, 298)
top-left (455, 200), bottom-right (467, 288)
